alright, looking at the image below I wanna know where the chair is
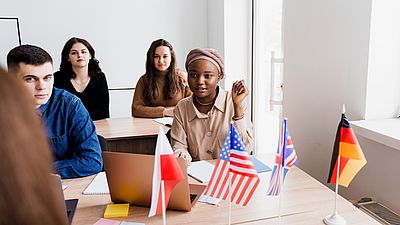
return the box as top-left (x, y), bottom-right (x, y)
top-left (97, 134), bottom-right (108, 152)
top-left (97, 134), bottom-right (108, 171)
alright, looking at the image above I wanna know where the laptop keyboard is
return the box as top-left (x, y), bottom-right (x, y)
top-left (65, 199), bottom-right (79, 225)
top-left (190, 194), bottom-right (197, 203)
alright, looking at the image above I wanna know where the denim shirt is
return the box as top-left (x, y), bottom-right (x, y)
top-left (38, 88), bottom-right (103, 178)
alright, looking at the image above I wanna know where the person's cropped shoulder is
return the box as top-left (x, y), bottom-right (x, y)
top-left (53, 87), bottom-right (80, 104)
top-left (94, 72), bottom-right (106, 79)
top-left (53, 71), bottom-right (69, 87)
top-left (175, 95), bottom-right (192, 108)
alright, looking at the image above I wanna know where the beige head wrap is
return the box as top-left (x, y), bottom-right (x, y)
top-left (185, 48), bottom-right (225, 79)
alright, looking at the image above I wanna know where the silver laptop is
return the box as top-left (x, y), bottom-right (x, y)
top-left (102, 152), bottom-right (206, 212)
top-left (51, 174), bottom-right (78, 225)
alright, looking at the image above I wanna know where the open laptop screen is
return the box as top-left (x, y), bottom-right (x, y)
top-left (103, 152), bottom-right (206, 212)
top-left (51, 174), bottom-right (78, 225)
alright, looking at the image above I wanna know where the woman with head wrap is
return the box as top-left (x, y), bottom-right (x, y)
top-left (171, 48), bottom-right (254, 163)
top-left (131, 39), bottom-right (191, 118)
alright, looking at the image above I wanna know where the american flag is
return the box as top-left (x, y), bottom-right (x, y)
top-left (203, 123), bottom-right (260, 206)
top-left (267, 119), bottom-right (298, 196)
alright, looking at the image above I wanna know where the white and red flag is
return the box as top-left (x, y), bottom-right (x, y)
top-left (149, 127), bottom-right (184, 217)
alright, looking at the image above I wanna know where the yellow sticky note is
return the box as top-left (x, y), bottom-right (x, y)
top-left (104, 203), bottom-right (130, 218)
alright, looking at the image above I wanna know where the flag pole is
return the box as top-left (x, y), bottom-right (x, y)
top-left (323, 155), bottom-right (346, 225)
top-left (228, 162), bottom-right (232, 225)
top-left (228, 123), bottom-right (233, 225)
top-left (161, 180), bottom-right (167, 225)
top-left (278, 118), bottom-right (287, 224)
top-left (278, 174), bottom-right (283, 224)
top-left (228, 171), bottom-right (232, 225)
top-left (323, 105), bottom-right (346, 225)
top-left (334, 155), bottom-right (340, 215)
top-left (277, 155), bottom-right (283, 225)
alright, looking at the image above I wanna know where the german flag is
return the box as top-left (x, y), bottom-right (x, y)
top-left (327, 113), bottom-right (367, 187)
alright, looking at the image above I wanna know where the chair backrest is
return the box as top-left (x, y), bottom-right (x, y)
top-left (97, 135), bottom-right (108, 152)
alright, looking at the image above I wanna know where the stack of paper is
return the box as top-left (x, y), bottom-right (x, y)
top-left (153, 117), bottom-right (173, 127)
top-left (198, 195), bottom-right (221, 205)
top-left (187, 161), bottom-right (215, 183)
top-left (104, 203), bottom-right (129, 219)
top-left (93, 218), bottom-right (121, 225)
top-left (93, 218), bottom-right (144, 225)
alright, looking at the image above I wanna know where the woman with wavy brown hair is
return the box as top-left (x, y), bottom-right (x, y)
top-left (131, 39), bottom-right (191, 118)
top-left (0, 68), bottom-right (68, 225)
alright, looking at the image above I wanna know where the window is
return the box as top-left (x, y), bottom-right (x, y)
top-left (252, 0), bottom-right (284, 154)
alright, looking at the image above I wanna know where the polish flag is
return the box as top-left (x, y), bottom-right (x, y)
top-left (149, 127), bottom-right (184, 217)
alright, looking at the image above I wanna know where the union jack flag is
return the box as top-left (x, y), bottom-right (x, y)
top-left (267, 118), bottom-right (298, 196)
top-left (203, 123), bottom-right (260, 206)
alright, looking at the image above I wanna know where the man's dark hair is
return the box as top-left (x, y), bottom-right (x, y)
top-left (7, 44), bottom-right (53, 72)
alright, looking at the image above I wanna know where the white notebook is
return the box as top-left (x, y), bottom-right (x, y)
top-left (187, 160), bottom-right (215, 183)
top-left (153, 117), bottom-right (173, 127)
top-left (82, 171), bottom-right (110, 195)
top-left (198, 195), bottom-right (221, 205)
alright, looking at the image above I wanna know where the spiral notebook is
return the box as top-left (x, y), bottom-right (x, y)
top-left (83, 171), bottom-right (110, 195)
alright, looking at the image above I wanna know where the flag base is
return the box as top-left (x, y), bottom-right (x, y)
top-left (323, 213), bottom-right (346, 225)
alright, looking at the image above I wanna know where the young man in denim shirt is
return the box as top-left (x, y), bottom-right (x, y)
top-left (7, 44), bottom-right (102, 179)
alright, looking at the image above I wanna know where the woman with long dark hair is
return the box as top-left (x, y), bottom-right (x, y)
top-left (54, 37), bottom-right (109, 120)
top-left (131, 39), bottom-right (191, 118)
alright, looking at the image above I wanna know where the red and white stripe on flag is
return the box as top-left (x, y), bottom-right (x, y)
top-left (149, 127), bottom-right (183, 217)
top-left (203, 124), bottom-right (260, 206)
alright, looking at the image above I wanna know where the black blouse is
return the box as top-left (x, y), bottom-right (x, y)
top-left (54, 71), bottom-right (110, 121)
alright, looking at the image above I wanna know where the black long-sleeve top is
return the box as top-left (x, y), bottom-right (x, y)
top-left (54, 71), bottom-right (110, 121)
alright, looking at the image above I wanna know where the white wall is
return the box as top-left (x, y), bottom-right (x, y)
top-left (340, 136), bottom-right (400, 214)
top-left (207, 0), bottom-right (225, 56)
top-left (283, 0), bottom-right (372, 199)
top-left (0, 19), bottom-right (20, 68)
top-left (0, 0), bottom-right (208, 117)
top-left (207, 0), bottom-right (252, 92)
top-left (284, 0), bottom-right (400, 214)
top-left (345, 0), bottom-right (400, 214)
top-left (224, 0), bottom-right (252, 89)
top-left (365, 0), bottom-right (400, 119)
